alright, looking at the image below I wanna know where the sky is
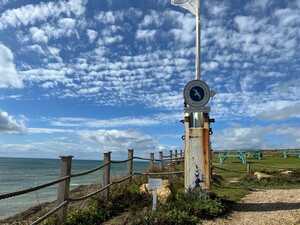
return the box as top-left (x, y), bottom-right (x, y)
top-left (0, 0), bottom-right (299, 159)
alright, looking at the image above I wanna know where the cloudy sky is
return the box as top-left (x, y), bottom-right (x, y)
top-left (0, 0), bottom-right (299, 159)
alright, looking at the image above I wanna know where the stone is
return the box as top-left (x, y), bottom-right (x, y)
top-left (254, 172), bottom-right (273, 180)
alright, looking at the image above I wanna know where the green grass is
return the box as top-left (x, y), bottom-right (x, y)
top-left (43, 154), bottom-right (300, 225)
top-left (211, 154), bottom-right (300, 201)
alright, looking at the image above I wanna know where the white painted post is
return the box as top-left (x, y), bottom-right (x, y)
top-left (57, 156), bottom-right (73, 224)
top-left (152, 191), bottom-right (157, 211)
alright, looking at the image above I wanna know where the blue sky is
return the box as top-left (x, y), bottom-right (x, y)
top-left (0, 0), bottom-right (299, 159)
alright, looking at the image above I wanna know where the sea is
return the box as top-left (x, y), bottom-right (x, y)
top-left (0, 157), bottom-right (148, 219)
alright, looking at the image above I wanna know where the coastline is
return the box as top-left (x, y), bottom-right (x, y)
top-left (0, 184), bottom-right (99, 225)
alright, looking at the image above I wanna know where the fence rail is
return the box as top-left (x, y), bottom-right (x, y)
top-left (0, 149), bottom-right (184, 225)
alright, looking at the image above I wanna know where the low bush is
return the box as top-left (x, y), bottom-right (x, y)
top-left (166, 188), bottom-right (227, 219)
top-left (128, 208), bottom-right (199, 225)
top-left (127, 188), bottom-right (227, 224)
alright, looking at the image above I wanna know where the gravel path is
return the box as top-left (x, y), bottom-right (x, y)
top-left (204, 189), bottom-right (300, 225)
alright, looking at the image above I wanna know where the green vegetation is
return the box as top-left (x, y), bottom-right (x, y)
top-left (127, 188), bottom-right (227, 225)
top-left (212, 154), bottom-right (300, 201)
top-left (43, 154), bottom-right (300, 225)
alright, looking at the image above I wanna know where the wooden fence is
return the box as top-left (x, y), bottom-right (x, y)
top-left (0, 149), bottom-right (184, 225)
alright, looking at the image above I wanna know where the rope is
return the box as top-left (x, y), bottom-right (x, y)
top-left (133, 156), bottom-right (161, 161)
top-left (69, 175), bottom-right (132, 202)
top-left (134, 171), bottom-right (184, 176)
top-left (0, 176), bottom-right (70, 200)
top-left (111, 158), bottom-right (132, 164)
top-left (30, 201), bottom-right (68, 225)
top-left (71, 162), bottom-right (110, 178)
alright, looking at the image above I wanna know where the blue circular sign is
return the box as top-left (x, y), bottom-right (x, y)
top-left (190, 86), bottom-right (205, 102)
top-left (184, 80), bottom-right (211, 108)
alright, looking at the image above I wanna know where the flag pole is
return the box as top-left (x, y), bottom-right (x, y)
top-left (195, 0), bottom-right (201, 80)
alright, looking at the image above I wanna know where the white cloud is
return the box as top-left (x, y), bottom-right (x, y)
top-left (136, 29), bottom-right (156, 41)
top-left (0, 111), bottom-right (26, 133)
top-left (58, 18), bottom-right (76, 30)
top-left (0, 0), bottom-right (86, 30)
top-left (86, 29), bottom-right (98, 43)
top-left (79, 129), bottom-right (161, 154)
top-left (30, 27), bottom-right (48, 43)
top-left (49, 112), bottom-right (182, 128)
top-left (0, 43), bottom-right (23, 88)
top-left (257, 101), bottom-right (300, 120)
top-left (213, 124), bottom-right (300, 150)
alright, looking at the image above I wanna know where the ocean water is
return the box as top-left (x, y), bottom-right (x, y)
top-left (0, 157), bottom-right (148, 219)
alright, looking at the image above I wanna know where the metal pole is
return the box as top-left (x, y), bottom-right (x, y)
top-left (195, 0), bottom-right (201, 80)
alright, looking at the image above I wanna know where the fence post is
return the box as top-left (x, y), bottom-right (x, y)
top-left (128, 149), bottom-right (134, 181)
top-left (180, 150), bottom-right (183, 158)
top-left (159, 151), bottom-right (164, 171)
top-left (150, 152), bottom-right (155, 170)
top-left (102, 152), bottom-right (111, 201)
top-left (57, 156), bottom-right (73, 224)
top-left (175, 150), bottom-right (178, 159)
top-left (247, 163), bottom-right (251, 175)
top-left (169, 150), bottom-right (173, 161)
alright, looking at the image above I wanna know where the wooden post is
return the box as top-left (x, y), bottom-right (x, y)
top-left (203, 120), bottom-right (211, 190)
top-left (169, 150), bottom-right (173, 162)
top-left (57, 156), bottom-right (73, 224)
top-left (102, 152), bottom-right (111, 201)
top-left (159, 151), bottom-right (164, 171)
top-left (175, 149), bottom-right (178, 159)
top-left (180, 150), bottom-right (183, 158)
top-left (128, 149), bottom-right (134, 181)
top-left (150, 152), bottom-right (155, 170)
top-left (247, 163), bottom-right (251, 175)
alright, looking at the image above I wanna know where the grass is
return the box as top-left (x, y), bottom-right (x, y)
top-left (42, 153), bottom-right (300, 225)
top-left (211, 154), bottom-right (300, 201)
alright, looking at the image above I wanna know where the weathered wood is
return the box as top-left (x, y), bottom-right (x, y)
top-left (184, 115), bottom-right (190, 190)
top-left (128, 149), bottom-right (134, 182)
top-left (150, 153), bottom-right (155, 170)
top-left (57, 156), bottom-right (72, 224)
top-left (102, 152), bottom-right (111, 200)
top-left (169, 150), bottom-right (173, 161)
top-left (203, 126), bottom-right (211, 190)
top-left (180, 150), bottom-right (183, 158)
top-left (247, 163), bottom-right (251, 175)
top-left (159, 151), bottom-right (164, 170)
top-left (175, 149), bottom-right (178, 159)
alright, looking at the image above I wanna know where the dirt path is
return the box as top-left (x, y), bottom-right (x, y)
top-left (204, 189), bottom-right (300, 225)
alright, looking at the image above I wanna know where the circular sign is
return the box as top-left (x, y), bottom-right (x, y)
top-left (184, 80), bottom-right (210, 107)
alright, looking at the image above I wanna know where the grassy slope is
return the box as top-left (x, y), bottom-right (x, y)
top-left (212, 154), bottom-right (300, 202)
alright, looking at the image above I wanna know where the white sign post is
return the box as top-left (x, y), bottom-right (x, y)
top-left (148, 178), bottom-right (162, 211)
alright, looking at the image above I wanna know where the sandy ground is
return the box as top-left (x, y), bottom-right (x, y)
top-left (204, 189), bottom-right (300, 225)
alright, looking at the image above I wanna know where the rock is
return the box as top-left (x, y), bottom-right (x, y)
top-left (280, 170), bottom-right (293, 175)
top-left (229, 178), bottom-right (240, 184)
top-left (139, 179), bottom-right (171, 203)
top-left (254, 172), bottom-right (273, 180)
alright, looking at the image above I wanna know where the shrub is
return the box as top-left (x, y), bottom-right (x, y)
top-left (64, 206), bottom-right (109, 225)
top-left (128, 209), bottom-right (199, 225)
top-left (166, 188), bottom-right (226, 219)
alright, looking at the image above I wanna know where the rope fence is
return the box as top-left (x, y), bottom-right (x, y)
top-left (0, 149), bottom-right (184, 225)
